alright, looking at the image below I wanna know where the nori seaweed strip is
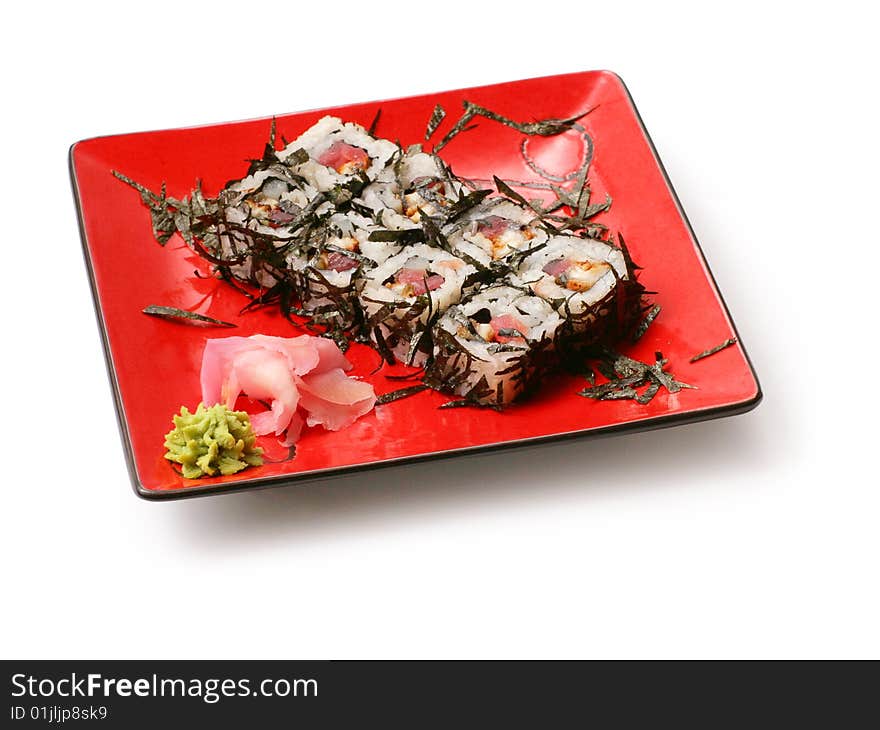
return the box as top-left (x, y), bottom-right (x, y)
top-left (439, 397), bottom-right (504, 412)
top-left (438, 399), bottom-right (477, 409)
top-left (556, 194), bottom-right (613, 232)
top-left (441, 189), bottom-right (493, 223)
top-left (423, 328), bottom-right (482, 397)
top-left (404, 275), bottom-right (438, 365)
top-left (243, 117), bottom-right (279, 176)
top-left (649, 352), bottom-right (694, 392)
top-left (279, 282), bottom-right (304, 327)
top-left (187, 235), bottom-right (252, 266)
top-left (581, 194), bottom-right (613, 220)
top-left (420, 213), bottom-right (488, 274)
top-left (321, 329), bottom-right (350, 353)
top-left (616, 233), bottom-right (642, 273)
top-left (321, 244), bottom-right (377, 268)
top-left (613, 352), bottom-right (648, 379)
top-left (463, 374), bottom-right (494, 403)
top-left (416, 212), bottom-right (447, 249)
top-left (424, 104), bottom-right (446, 141)
top-left (576, 346), bottom-right (694, 404)
top-left (295, 265), bottom-right (363, 331)
top-left (112, 172), bottom-right (177, 245)
top-left (349, 199), bottom-right (377, 219)
top-left (631, 304), bottom-right (661, 342)
top-left (376, 384), bottom-right (429, 405)
top-left (493, 175), bottom-right (533, 209)
top-left (434, 101), bottom-right (594, 152)
top-left (142, 305), bottom-right (236, 328)
top-left (377, 298), bottom-right (432, 364)
top-left (578, 374), bottom-right (644, 398)
top-left (216, 267), bottom-right (257, 300)
top-left (361, 299), bottom-right (421, 328)
top-left (385, 370), bottom-right (427, 381)
top-left (284, 148), bottom-right (310, 166)
top-left (372, 325), bottom-right (397, 365)
top-left (690, 338), bottom-right (738, 362)
top-left (238, 280), bottom-right (289, 313)
top-left (599, 388), bottom-right (639, 401)
top-left (368, 108), bottom-right (382, 136)
top-left (520, 124), bottom-right (595, 184)
top-left (466, 176), bottom-right (572, 194)
top-left (368, 229), bottom-right (425, 244)
top-left (466, 102), bottom-right (593, 136)
top-left (636, 382), bottom-right (661, 405)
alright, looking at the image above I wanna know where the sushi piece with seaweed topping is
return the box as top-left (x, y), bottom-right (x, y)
top-left (278, 116), bottom-right (398, 193)
top-left (359, 244), bottom-right (476, 364)
top-left (515, 233), bottom-right (643, 350)
top-left (425, 283), bottom-right (563, 406)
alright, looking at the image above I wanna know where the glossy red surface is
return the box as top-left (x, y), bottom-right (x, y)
top-left (71, 70), bottom-right (760, 497)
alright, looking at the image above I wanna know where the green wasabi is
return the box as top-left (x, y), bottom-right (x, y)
top-left (163, 403), bottom-right (263, 479)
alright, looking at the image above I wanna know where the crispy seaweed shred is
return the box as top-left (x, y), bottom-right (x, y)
top-left (577, 347), bottom-right (693, 403)
top-left (632, 304), bottom-right (662, 342)
top-left (368, 108), bottom-right (382, 136)
top-left (434, 101), bottom-right (594, 152)
top-left (112, 171), bottom-right (179, 245)
top-left (636, 382), bottom-right (661, 405)
top-left (493, 175), bottom-right (533, 209)
top-left (425, 104), bottom-right (446, 141)
top-left (443, 188), bottom-right (493, 222)
top-left (385, 369), bottom-right (426, 381)
top-left (438, 397), bottom-right (504, 412)
top-left (690, 337), bottom-right (738, 363)
top-left (142, 305), bottom-right (236, 328)
top-left (367, 228), bottom-right (425, 244)
top-left (376, 384), bottom-right (429, 405)
top-left (285, 147), bottom-right (309, 165)
top-left (371, 324), bottom-right (397, 366)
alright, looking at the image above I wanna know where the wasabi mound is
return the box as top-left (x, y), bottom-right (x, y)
top-left (163, 403), bottom-right (263, 479)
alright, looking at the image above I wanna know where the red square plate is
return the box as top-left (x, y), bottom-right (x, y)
top-left (70, 70), bottom-right (761, 500)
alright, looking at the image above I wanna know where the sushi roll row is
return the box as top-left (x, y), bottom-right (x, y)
top-left (208, 114), bottom-right (643, 405)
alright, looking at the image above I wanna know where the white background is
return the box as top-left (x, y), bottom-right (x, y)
top-left (1, 1), bottom-right (877, 659)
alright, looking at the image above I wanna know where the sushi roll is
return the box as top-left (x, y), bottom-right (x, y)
top-left (515, 234), bottom-right (638, 347)
top-left (277, 116), bottom-right (398, 194)
top-left (426, 284), bottom-right (563, 406)
top-left (285, 211), bottom-right (378, 329)
top-left (354, 146), bottom-right (468, 231)
top-left (444, 198), bottom-right (548, 269)
top-left (395, 148), bottom-right (469, 224)
top-left (214, 168), bottom-right (314, 287)
top-left (359, 244), bottom-right (475, 363)
top-left (354, 163), bottom-right (408, 228)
